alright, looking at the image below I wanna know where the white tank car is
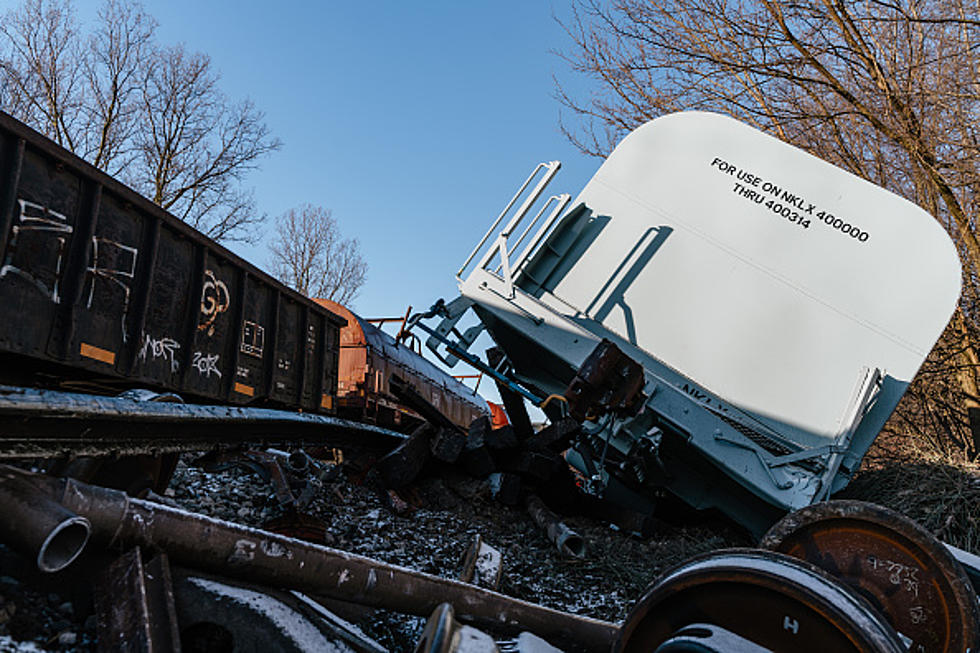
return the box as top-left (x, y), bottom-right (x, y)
top-left (422, 112), bottom-right (961, 534)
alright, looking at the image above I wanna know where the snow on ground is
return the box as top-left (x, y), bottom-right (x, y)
top-left (0, 455), bottom-right (746, 651)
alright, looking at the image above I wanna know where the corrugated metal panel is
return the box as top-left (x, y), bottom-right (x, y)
top-left (0, 110), bottom-right (344, 412)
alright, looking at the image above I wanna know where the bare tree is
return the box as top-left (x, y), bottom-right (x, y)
top-left (0, 0), bottom-right (279, 242)
top-left (130, 45), bottom-right (278, 241)
top-left (557, 0), bottom-right (980, 458)
top-left (0, 0), bottom-right (84, 150)
top-left (269, 204), bottom-right (368, 306)
top-left (82, 0), bottom-right (155, 174)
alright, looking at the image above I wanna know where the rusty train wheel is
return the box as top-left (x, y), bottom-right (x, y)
top-left (615, 549), bottom-right (904, 652)
top-left (760, 500), bottom-right (980, 653)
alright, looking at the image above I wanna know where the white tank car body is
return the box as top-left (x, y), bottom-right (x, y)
top-left (434, 112), bottom-right (961, 533)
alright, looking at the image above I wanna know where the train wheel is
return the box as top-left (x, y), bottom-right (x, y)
top-left (615, 548), bottom-right (904, 652)
top-left (760, 500), bottom-right (980, 652)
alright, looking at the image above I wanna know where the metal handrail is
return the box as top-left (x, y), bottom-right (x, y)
top-left (511, 193), bottom-right (572, 276)
top-left (457, 161), bottom-right (561, 281)
top-left (494, 194), bottom-right (570, 275)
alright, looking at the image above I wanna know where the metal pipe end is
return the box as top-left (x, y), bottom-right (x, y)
top-left (37, 515), bottom-right (90, 573)
top-left (286, 451), bottom-right (309, 473)
top-left (557, 533), bottom-right (588, 560)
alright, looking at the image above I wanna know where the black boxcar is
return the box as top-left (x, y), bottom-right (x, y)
top-left (0, 110), bottom-right (344, 412)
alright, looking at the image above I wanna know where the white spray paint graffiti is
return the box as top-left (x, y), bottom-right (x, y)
top-left (86, 236), bottom-right (138, 342)
top-left (199, 270), bottom-right (230, 336)
top-left (138, 333), bottom-right (180, 373)
top-left (241, 320), bottom-right (265, 358)
top-left (192, 351), bottom-right (222, 378)
top-left (229, 539), bottom-right (256, 563)
top-left (0, 199), bottom-right (73, 303)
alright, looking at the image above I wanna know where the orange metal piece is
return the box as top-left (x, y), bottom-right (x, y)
top-left (488, 401), bottom-right (509, 429)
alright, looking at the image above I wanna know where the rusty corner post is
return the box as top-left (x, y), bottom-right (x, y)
top-left (0, 467), bottom-right (90, 572)
top-left (0, 465), bottom-right (618, 652)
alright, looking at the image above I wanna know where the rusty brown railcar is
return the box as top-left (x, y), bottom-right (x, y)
top-left (315, 299), bottom-right (488, 431)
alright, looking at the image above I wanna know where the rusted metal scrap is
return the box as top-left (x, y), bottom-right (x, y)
top-left (760, 500), bottom-right (980, 653)
top-left (0, 385), bottom-right (406, 460)
top-left (376, 423), bottom-right (436, 489)
top-left (194, 447), bottom-right (341, 543)
top-left (0, 465), bottom-right (90, 572)
top-left (525, 494), bottom-right (587, 560)
top-left (416, 607), bottom-right (566, 653)
top-left (0, 465), bottom-right (618, 652)
top-left (458, 534), bottom-right (503, 591)
top-left (415, 603), bottom-right (501, 653)
top-left (197, 448), bottom-right (339, 510)
top-left (562, 339), bottom-right (645, 422)
top-left (93, 548), bottom-right (181, 653)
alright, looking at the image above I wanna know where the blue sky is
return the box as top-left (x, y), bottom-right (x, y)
top-left (129, 0), bottom-right (601, 321)
top-left (12, 0), bottom-right (606, 408)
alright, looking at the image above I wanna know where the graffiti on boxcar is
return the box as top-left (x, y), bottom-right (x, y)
top-left (85, 236), bottom-right (138, 342)
top-left (199, 270), bottom-right (230, 337)
top-left (138, 332), bottom-right (181, 373)
top-left (0, 199), bottom-right (73, 303)
top-left (192, 351), bottom-right (222, 378)
top-left (241, 320), bottom-right (264, 358)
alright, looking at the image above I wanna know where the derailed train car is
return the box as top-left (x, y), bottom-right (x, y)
top-left (314, 298), bottom-right (488, 431)
top-left (418, 112), bottom-right (962, 535)
top-left (0, 109), bottom-right (347, 411)
top-left (0, 108), bottom-right (488, 437)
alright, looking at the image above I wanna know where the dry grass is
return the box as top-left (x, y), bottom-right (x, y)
top-left (841, 435), bottom-right (980, 551)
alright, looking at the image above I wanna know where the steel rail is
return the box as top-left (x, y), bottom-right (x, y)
top-left (0, 385), bottom-right (406, 459)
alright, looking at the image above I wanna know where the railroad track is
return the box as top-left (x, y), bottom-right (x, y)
top-left (0, 384), bottom-right (406, 460)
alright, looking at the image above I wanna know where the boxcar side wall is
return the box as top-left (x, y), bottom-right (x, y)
top-left (0, 111), bottom-right (344, 412)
